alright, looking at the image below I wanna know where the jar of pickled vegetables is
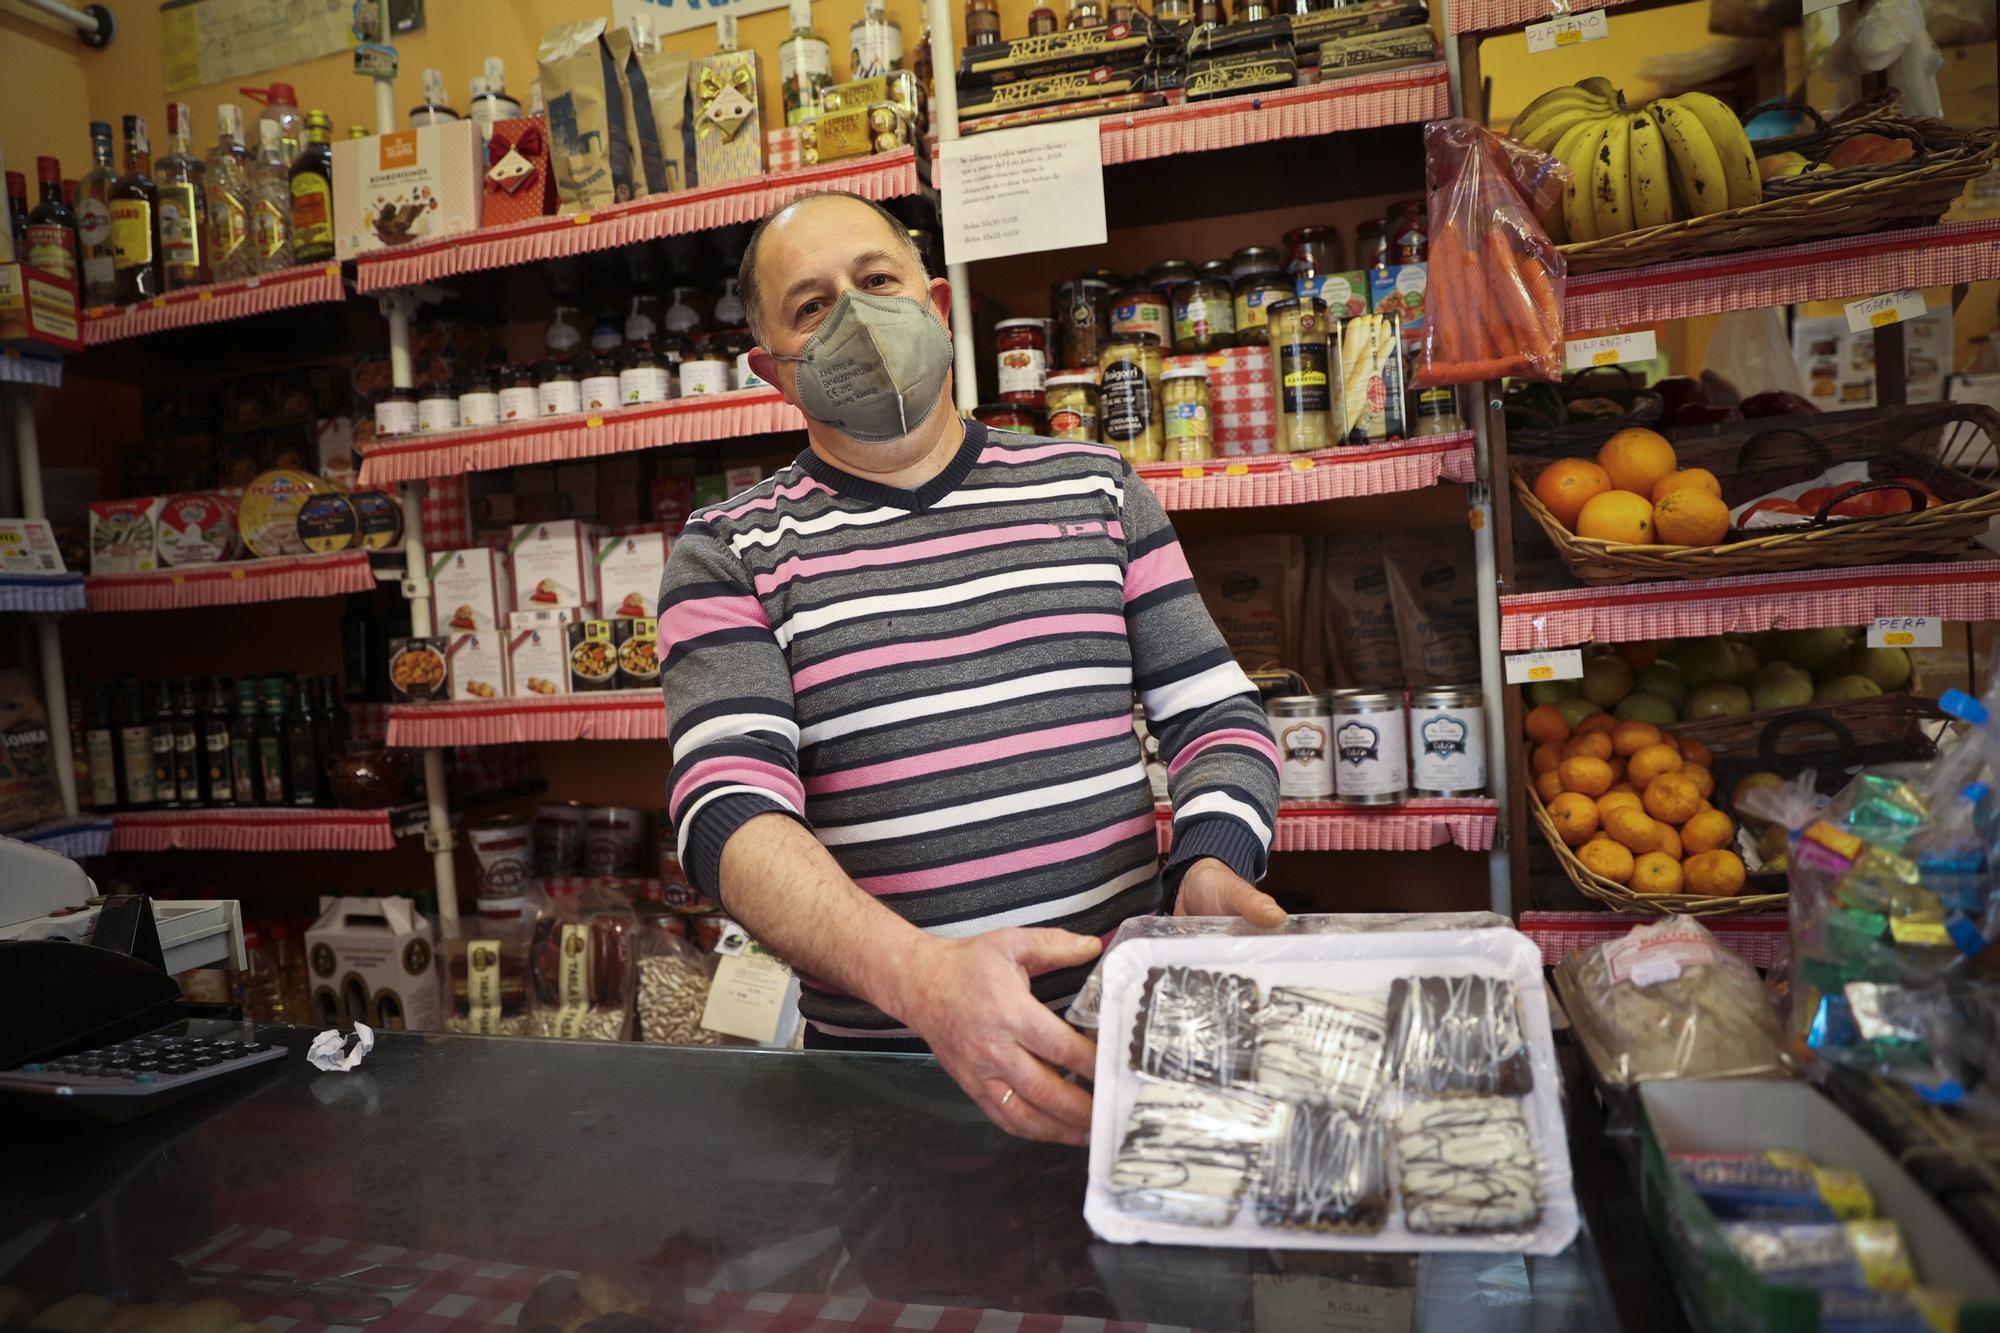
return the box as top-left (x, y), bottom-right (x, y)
top-left (1265, 296), bottom-right (1339, 453)
top-left (1045, 371), bottom-right (1100, 442)
top-left (1160, 365), bottom-right (1212, 461)
top-left (1099, 333), bottom-right (1162, 463)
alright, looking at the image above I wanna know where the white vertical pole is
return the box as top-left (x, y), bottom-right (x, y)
top-left (12, 388), bottom-right (78, 817)
top-left (927, 0), bottom-right (978, 412)
top-left (373, 0), bottom-right (397, 135)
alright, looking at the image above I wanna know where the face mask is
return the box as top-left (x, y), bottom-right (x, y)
top-left (770, 289), bottom-right (953, 445)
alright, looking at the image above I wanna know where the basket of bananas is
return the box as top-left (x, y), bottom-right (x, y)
top-left (1509, 79), bottom-right (1999, 275)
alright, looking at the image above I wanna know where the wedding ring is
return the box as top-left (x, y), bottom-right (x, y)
top-left (1000, 1087), bottom-right (1016, 1111)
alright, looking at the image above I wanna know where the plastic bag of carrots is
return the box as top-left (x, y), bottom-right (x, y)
top-left (1415, 119), bottom-right (1569, 386)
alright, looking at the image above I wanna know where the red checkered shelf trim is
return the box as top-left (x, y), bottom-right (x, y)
top-left (354, 149), bottom-right (919, 294)
top-left (1157, 798), bottom-right (1498, 853)
top-left (85, 550), bottom-right (378, 613)
top-left (1137, 432), bottom-right (1475, 510)
top-left (1086, 63), bottom-right (1447, 165)
top-left (110, 807), bottom-right (396, 853)
top-left (1499, 558), bottom-right (2000, 650)
top-left (80, 263), bottom-right (347, 344)
top-left (385, 691), bottom-right (667, 747)
top-left (1519, 910), bottom-right (1790, 968)
top-left (1449, 0), bottom-right (1634, 32)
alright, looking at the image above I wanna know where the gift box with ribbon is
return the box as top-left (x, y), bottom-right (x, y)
top-left (484, 115), bottom-right (556, 226)
top-left (690, 49), bottom-right (765, 185)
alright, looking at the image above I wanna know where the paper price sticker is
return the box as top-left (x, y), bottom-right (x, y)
top-left (1564, 330), bottom-right (1657, 373)
top-left (1843, 289), bottom-right (1926, 335)
top-left (1504, 648), bottom-right (1583, 684)
top-left (1526, 10), bottom-right (1607, 52)
top-left (1866, 616), bottom-right (1941, 649)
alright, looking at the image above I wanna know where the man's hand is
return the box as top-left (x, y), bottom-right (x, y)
top-left (1174, 857), bottom-right (1286, 926)
top-left (891, 927), bottom-right (1102, 1146)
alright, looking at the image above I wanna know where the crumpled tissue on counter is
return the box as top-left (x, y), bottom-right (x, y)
top-left (307, 1021), bottom-right (375, 1072)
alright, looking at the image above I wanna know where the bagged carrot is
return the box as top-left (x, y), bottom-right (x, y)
top-left (1414, 119), bottom-right (1569, 386)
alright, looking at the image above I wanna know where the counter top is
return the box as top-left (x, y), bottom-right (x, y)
top-left (1, 1024), bottom-right (1681, 1332)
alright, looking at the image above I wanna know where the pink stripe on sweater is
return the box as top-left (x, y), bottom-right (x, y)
top-left (857, 813), bottom-right (1155, 896)
top-left (756, 521), bottom-right (1081, 594)
top-left (978, 441), bottom-right (1121, 466)
top-left (805, 713), bottom-right (1133, 795)
top-left (670, 755), bottom-right (806, 817)
top-left (1166, 727), bottom-right (1282, 777)
top-left (709, 474), bottom-right (833, 521)
top-left (791, 612), bottom-right (1127, 691)
top-left (1124, 542), bottom-right (1192, 603)
top-left (660, 591), bottom-right (769, 646)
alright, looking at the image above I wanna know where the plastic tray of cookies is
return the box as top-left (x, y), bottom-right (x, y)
top-left (1083, 928), bottom-right (1580, 1254)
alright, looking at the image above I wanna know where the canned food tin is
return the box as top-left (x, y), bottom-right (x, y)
top-left (583, 805), bottom-right (647, 875)
top-left (536, 801), bottom-right (588, 876)
top-left (1330, 688), bottom-right (1407, 805)
top-left (1408, 685), bottom-right (1486, 796)
top-left (468, 815), bottom-right (535, 900)
top-left (1266, 694), bottom-right (1333, 800)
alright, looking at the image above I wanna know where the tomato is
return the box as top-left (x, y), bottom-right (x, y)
top-left (1830, 489), bottom-right (1889, 517)
top-left (1892, 477), bottom-right (1940, 510)
top-left (1741, 498), bottom-right (1810, 524)
top-left (1798, 486), bottom-right (1838, 514)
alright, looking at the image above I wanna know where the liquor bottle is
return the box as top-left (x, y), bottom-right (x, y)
top-left (24, 156), bottom-right (79, 283)
top-left (255, 676), bottom-right (289, 805)
top-left (75, 121), bottom-right (119, 307)
top-left (346, 125), bottom-right (370, 140)
top-left (114, 676), bottom-right (155, 809)
top-left (339, 592), bottom-right (383, 701)
top-left (851, 0), bottom-right (902, 78)
top-left (779, 0), bottom-right (832, 126)
top-left (203, 676), bottom-right (235, 807)
top-left (151, 678), bottom-right (181, 809)
top-left (288, 110), bottom-right (335, 264)
top-left (469, 57), bottom-right (521, 142)
top-left (156, 100), bottom-right (211, 289)
top-left (63, 179), bottom-right (77, 210)
top-left (172, 678), bottom-right (203, 807)
top-left (6, 172), bottom-right (26, 255)
top-left (408, 68), bottom-right (459, 127)
top-left (250, 120), bottom-right (293, 273)
top-left (110, 114), bottom-right (162, 304)
top-left (84, 682), bottom-right (119, 811)
top-left (229, 677), bottom-right (258, 806)
top-left (204, 103), bottom-right (254, 283)
top-left (284, 675), bottom-right (319, 807)
top-left (244, 82), bottom-right (305, 165)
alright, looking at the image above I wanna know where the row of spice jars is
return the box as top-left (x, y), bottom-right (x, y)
top-left (981, 336), bottom-right (1217, 465)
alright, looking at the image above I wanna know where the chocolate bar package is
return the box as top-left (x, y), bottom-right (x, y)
top-left (1184, 46), bottom-right (1298, 101)
top-left (1317, 24), bottom-right (1437, 75)
top-left (958, 17), bottom-right (1162, 82)
top-left (1186, 15), bottom-right (1296, 58)
top-left (962, 91), bottom-right (1167, 136)
top-left (1289, 0), bottom-right (1429, 55)
top-left (957, 59), bottom-right (1158, 117)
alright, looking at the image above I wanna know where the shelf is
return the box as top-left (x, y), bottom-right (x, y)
top-left (0, 349), bottom-right (63, 387)
top-left (1500, 557), bottom-right (2000, 650)
top-left (1449, 0), bottom-right (1648, 35)
top-left (1138, 433), bottom-right (1475, 510)
top-left (1156, 797), bottom-right (1498, 853)
top-left (84, 550), bottom-right (383, 613)
top-left (108, 806), bottom-right (397, 853)
top-left (1518, 909), bottom-right (1788, 968)
top-left (358, 389), bottom-right (802, 486)
top-left (1565, 219), bottom-right (2000, 333)
top-left (78, 263), bottom-right (347, 345)
top-left (385, 690), bottom-right (667, 748)
top-left (14, 815), bottom-right (113, 859)
top-left (352, 148), bottom-right (920, 295)
top-left (0, 573), bottom-right (86, 614)
top-left (541, 875), bottom-right (700, 908)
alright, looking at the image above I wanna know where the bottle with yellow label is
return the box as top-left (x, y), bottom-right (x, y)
top-left (288, 109), bottom-right (335, 265)
top-left (109, 114), bottom-right (161, 303)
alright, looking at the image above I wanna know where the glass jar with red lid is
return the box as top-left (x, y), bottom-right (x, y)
top-left (973, 402), bottom-right (1042, 435)
top-left (995, 317), bottom-right (1049, 410)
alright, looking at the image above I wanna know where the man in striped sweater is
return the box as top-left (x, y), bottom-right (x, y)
top-left (661, 192), bottom-right (1282, 1145)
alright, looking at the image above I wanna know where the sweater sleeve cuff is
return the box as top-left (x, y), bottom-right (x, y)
top-left (1158, 816), bottom-right (1270, 914)
top-left (682, 791), bottom-right (808, 903)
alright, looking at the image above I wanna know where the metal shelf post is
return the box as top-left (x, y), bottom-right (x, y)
top-left (10, 385), bottom-right (79, 816)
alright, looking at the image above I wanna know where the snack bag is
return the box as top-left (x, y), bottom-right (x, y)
top-left (1414, 119), bottom-right (1568, 386)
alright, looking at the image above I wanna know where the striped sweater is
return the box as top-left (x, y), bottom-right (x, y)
top-left (659, 419), bottom-right (1281, 1038)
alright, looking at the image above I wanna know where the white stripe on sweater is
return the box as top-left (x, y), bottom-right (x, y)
top-left (816, 761), bottom-right (1149, 846)
top-left (922, 863), bottom-right (1157, 938)
top-left (671, 711), bottom-right (801, 764)
top-left (930, 475), bottom-right (1122, 509)
top-left (674, 783), bottom-right (803, 861)
top-left (799, 665), bottom-right (1133, 747)
top-left (1142, 659), bottom-right (1257, 721)
top-left (773, 562), bottom-right (1124, 649)
top-left (1172, 790), bottom-right (1274, 848)
top-left (727, 501), bottom-right (907, 554)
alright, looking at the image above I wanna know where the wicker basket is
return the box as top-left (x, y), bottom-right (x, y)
top-left (1558, 131), bottom-right (1997, 275)
top-left (1758, 116), bottom-right (1996, 199)
top-left (1744, 90), bottom-right (1903, 157)
top-left (1666, 686), bottom-right (1942, 760)
top-left (1511, 403), bottom-right (2000, 585)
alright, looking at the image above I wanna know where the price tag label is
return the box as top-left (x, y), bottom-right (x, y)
top-left (1844, 289), bottom-right (1927, 334)
top-left (1866, 616), bottom-right (1941, 648)
top-left (1564, 330), bottom-right (1657, 372)
top-left (1526, 10), bottom-right (1608, 51)
top-left (1505, 648), bottom-right (1584, 684)
top-left (701, 952), bottom-right (796, 1044)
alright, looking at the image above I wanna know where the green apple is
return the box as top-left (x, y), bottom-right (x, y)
top-left (1554, 696), bottom-right (1604, 730)
top-left (1613, 692), bottom-right (1679, 725)
top-left (1728, 640), bottom-right (1761, 681)
top-left (1752, 670), bottom-right (1815, 712)
top-left (1814, 675), bottom-right (1883, 704)
top-left (1526, 678), bottom-right (1582, 706)
top-left (1580, 655), bottom-right (1634, 708)
top-left (1771, 627), bottom-right (1850, 672)
top-left (1836, 645), bottom-right (1911, 692)
top-left (1634, 662), bottom-right (1688, 709)
top-left (1685, 682), bottom-right (1754, 719)
top-left (1678, 638), bottom-right (1739, 690)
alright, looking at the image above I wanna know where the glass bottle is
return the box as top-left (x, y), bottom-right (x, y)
top-left (84, 682), bottom-right (119, 811)
top-left (470, 58), bottom-right (522, 142)
top-left (172, 678), bottom-right (203, 807)
top-left (155, 101), bottom-right (211, 290)
top-left (288, 110), bottom-right (336, 265)
top-left (240, 926), bottom-right (281, 1023)
top-left (319, 675), bottom-right (350, 756)
top-left (75, 122), bottom-right (118, 307)
top-left (205, 103), bottom-right (254, 283)
top-left (308, 677), bottom-right (336, 804)
top-left (251, 120), bottom-right (294, 273)
top-left (851, 0), bottom-right (902, 77)
top-left (204, 676), bottom-right (235, 807)
top-left (109, 114), bottom-right (161, 304)
top-left (268, 922), bottom-right (312, 1022)
top-left (230, 676), bottom-right (259, 806)
top-left (285, 675), bottom-right (319, 807)
top-left (5, 173), bottom-right (24, 255)
top-left (967, 0), bottom-right (1002, 45)
top-left (340, 593), bottom-right (381, 702)
top-left (115, 675), bottom-right (156, 809)
top-left (255, 675), bottom-right (289, 805)
top-left (245, 82), bottom-right (304, 166)
top-left (151, 678), bottom-right (181, 809)
top-left (24, 155), bottom-right (78, 283)
top-left (1028, 3), bottom-right (1059, 33)
top-left (409, 67), bottom-right (460, 127)
top-left (779, 0), bottom-right (833, 126)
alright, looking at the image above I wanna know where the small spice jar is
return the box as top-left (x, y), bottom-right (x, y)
top-left (712, 331), bottom-right (752, 388)
top-left (1110, 281), bottom-right (1170, 346)
top-left (498, 364), bottom-right (539, 422)
top-left (995, 317), bottom-right (1049, 410)
top-left (973, 402), bottom-right (1041, 435)
top-left (458, 366), bottom-right (501, 427)
top-left (1027, 3), bottom-right (1059, 33)
top-left (1146, 259), bottom-right (1197, 299)
top-left (1266, 296), bottom-right (1337, 453)
top-left (1045, 370), bottom-right (1099, 442)
top-left (1106, 0), bottom-right (1137, 22)
top-left (1356, 218), bottom-right (1390, 272)
top-left (1099, 332), bottom-right (1162, 463)
top-left (1160, 364), bottom-right (1212, 461)
top-left (1283, 224), bottom-right (1344, 287)
top-left (679, 343), bottom-right (731, 396)
top-left (537, 357), bottom-right (581, 417)
top-left (620, 343), bottom-right (670, 405)
top-left (1233, 266), bottom-right (1292, 346)
top-left (579, 353), bottom-right (621, 413)
top-left (966, 0), bottom-right (1002, 45)
top-left (1154, 0), bottom-right (1195, 21)
top-left (373, 385), bottom-right (418, 438)
top-left (1051, 276), bottom-right (1112, 370)
top-left (1173, 261), bottom-right (1236, 354)
top-left (417, 380), bottom-right (461, 433)
top-left (1067, 0), bottom-right (1105, 23)
top-left (1388, 198), bottom-right (1428, 262)
top-left (1194, 0), bottom-right (1229, 23)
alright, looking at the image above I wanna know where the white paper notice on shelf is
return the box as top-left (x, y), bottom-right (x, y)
top-left (938, 120), bottom-right (1107, 266)
top-left (1565, 330), bottom-right (1657, 372)
top-left (1504, 648), bottom-right (1584, 684)
top-left (1867, 616), bottom-right (1942, 648)
top-left (1844, 289), bottom-right (1927, 335)
top-left (701, 952), bottom-right (796, 1045)
top-left (1525, 10), bottom-right (1608, 52)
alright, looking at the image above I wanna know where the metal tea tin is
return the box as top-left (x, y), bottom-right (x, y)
top-left (1266, 694), bottom-right (1334, 800)
top-left (1329, 687), bottom-right (1407, 805)
top-left (1408, 685), bottom-right (1487, 797)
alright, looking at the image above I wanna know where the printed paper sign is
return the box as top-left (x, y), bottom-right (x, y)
top-left (1504, 648), bottom-right (1584, 684)
top-left (1526, 10), bottom-right (1608, 51)
top-left (1844, 289), bottom-right (1927, 335)
top-left (1565, 330), bottom-right (1657, 372)
top-left (701, 952), bottom-right (795, 1044)
top-left (939, 119), bottom-right (1107, 266)
top-left (1866, 616), bottom-right (1941, 648)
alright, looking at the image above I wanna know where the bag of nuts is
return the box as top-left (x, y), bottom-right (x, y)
top-left (527, 884), bottom-right (638, 1041)
top-left (444, 897), bottom-right (536, 1036)
top-left (634, 909), bottom-right (725, 1046)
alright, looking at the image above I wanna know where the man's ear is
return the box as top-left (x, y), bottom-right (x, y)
top-left (928, 275), bottom-right (952, 325)
top-left (747, 347), bottom-right (785, 399)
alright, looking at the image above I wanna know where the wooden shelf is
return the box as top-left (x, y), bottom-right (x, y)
top-left (1138, 433), bottom-right (1475, 510)
top-left (385, 691), bottom-right (668, 748)
top-left (79, 263), bottom-right (347, 345)
top-left (1157, 798), bottom-right (1498, 853)
top-left (84, 550), bottom-right (382, 613)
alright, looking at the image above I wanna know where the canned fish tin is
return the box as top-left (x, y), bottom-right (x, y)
top-left (1330, 688), bottom-right (1407, 805)
top-left (1408, 685), bottom-right (1486, 796)
top-left (468, 815), bottom-right (535, 900)
top-left (1267, 694), bottom-right (1333, 800)
top-left (583, 805), bottom-right (647, 875)
top-left (536, 801), bottom-right (588, 876)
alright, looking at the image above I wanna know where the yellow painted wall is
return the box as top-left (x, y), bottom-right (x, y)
top-left (0, 11), bottom-right (95, 181)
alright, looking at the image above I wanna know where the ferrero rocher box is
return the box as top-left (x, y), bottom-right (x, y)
top-left (820, 71), bottom-right (920, 118)
top-left (306, 895), bottom-right (441, 1030)
top-left (690, 48), bottom-right (765, 184)
top-left (799, 102), bottom-right (913, 165)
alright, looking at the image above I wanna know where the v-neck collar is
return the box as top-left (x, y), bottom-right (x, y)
top-left (795, 417), bottom-right (986, 512)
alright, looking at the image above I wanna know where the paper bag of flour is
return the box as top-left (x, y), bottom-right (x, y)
top-left (538, 19), bottom-right (635, 212)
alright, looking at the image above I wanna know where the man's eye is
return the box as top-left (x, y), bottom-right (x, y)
top-left (863, 273), bottom-right (893, 288)
top-left (797, 300), bottom-right (823, 320)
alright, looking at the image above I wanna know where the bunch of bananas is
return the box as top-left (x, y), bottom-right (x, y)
top-left (1509, 79), bottom-right (1763, 244)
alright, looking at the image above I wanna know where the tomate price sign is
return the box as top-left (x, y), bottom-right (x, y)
top-left (1866, 616), bottom-right (1942, 649)
top-left (1843, 289), bottom-right (1927, 334)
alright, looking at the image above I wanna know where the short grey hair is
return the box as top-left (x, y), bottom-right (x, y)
top-left (737, 191), bottom-right (928, 345)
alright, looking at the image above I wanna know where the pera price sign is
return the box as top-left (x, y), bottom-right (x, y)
top-left (1866, 616), bottom-right (1941, 649)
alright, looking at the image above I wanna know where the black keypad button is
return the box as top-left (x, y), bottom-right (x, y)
top-left (161, 1062), bottom-right (195, 1074)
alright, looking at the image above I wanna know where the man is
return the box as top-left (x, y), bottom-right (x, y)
top-left (660, 191), bottom-right (1282, 1145)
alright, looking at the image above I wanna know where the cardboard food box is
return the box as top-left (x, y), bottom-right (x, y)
top-left (1304, 270), bottom-right (1370, 320)
top-left (594, 531), bottom-right (668, 620)
top-left (306, 895), bottom-right (441, 1031)
top-left (510, 519), bottom-right (598, 612)
top-left (87, 497), bottom-right (164, 575)
top-left (482, 114), bottom-right (556, 227)
top-left (567, 618), bottom-right (618, 691)
top-left (0, 518), bottom-right (66, 574)
top-left (0, 261), bottom-right (82, 352)
top-left (1369, 262), bottom-right (1427, 341)
top-left (798, 102), bottom-right (913, 166)
top-left (690, 49), bottom-right (765, 184)
top-left (430, 547), bottom-right (513, 634)
top-left (332, 119), bottom-right (486, 261)
top-left (1183, 48), bottom-right (1298, 102)
top-left (1317, 24), bottom-right (1438, 75)
top-left (507, 608), bottom-right (576, 698)
top-left (446, 629), bottom-right (509, 701)
top-left (615, 615), bottom-right (660, 690)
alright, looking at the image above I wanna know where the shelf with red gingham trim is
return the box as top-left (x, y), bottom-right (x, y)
top-left (353, 148), bottom-right (919, 295)
top-left (1138, 432), bottom-right (1476, 510)
top-left (109, 806), bottom-right (397, 853)
top-left (357, 388), bottom-right (803, 486)
top-left (1449, 0), bottom-right (1641, 32)
top-left (79, 262), bottom-right (347, 345)
top-left (385, 690), bottom-right (667, 747)
top-left (84, 549), bottom-right (380, 613)
top-left (1500, 558), bottom-right (2000, 651)
top-left (1157, 798), bottom-right (1498, 854)
top-left (1566, 218), bottom-right (2000, 332)
top-left (1518, 910), bottom-right (1789, 967)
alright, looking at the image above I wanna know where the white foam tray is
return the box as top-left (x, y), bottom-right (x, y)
top-left (1084, 927), bottom-right (1581, 1254)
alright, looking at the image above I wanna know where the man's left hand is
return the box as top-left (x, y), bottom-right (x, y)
top-left (1173, 858), bottom-right (1286, 926)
